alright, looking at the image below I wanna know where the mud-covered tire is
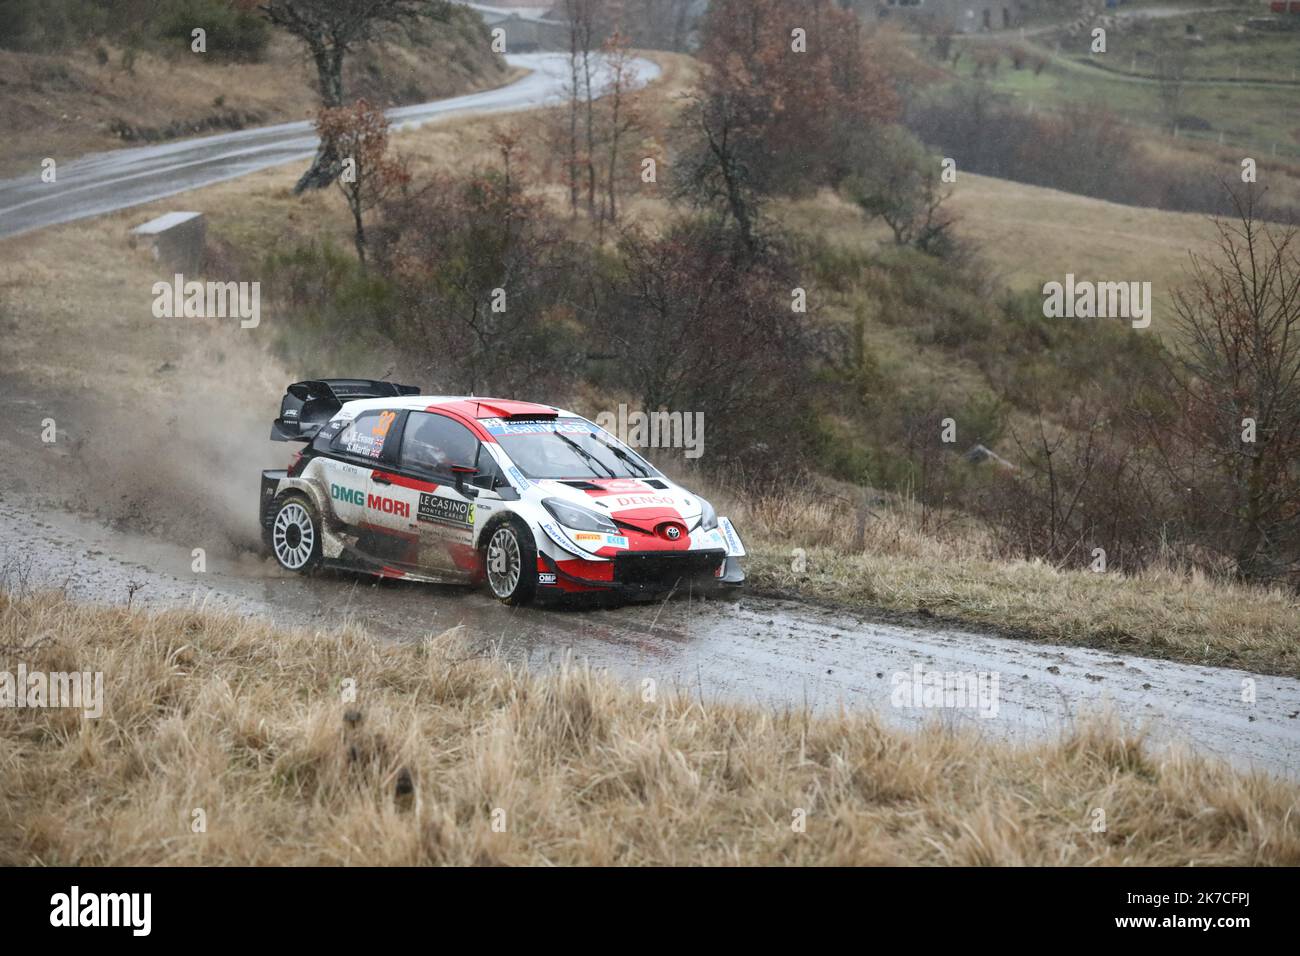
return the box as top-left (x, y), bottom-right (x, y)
top-left (269, 493), bottom-right (323, 574)
top-left (481, 516), bottom-right (538, 606)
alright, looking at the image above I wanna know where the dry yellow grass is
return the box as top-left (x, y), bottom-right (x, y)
top-left (1, 590), bottom-right (1297, 866)
top-left (773, 175), bottom-right (1225, 322)
top-left (713, 485), bottom-right (1300, 678)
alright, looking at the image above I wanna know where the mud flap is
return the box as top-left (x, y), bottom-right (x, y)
top-left (260, 470), bottom-right (287, 532)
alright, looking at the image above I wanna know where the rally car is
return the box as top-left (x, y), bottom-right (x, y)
top-left (258, 379), bottom-right (746, 604)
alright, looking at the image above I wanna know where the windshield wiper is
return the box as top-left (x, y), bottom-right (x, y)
top-left (592, 433), bottom-right (651, 477)
top-left (553, 431), bottom-right (617, 479)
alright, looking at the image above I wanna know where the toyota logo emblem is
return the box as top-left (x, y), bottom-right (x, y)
top-left (665, 525), bottom-right (681, 540)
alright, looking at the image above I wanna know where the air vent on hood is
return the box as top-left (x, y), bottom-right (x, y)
top-left (643, 479), bottom-right (668, 489)
top-left (560, 480), bottom-right (603, 491)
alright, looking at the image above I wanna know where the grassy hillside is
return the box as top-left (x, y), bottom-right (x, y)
top-left (772, 173), bottom-right (1222, 310)
top-left (0, 7), bottom-right (512, 171)
top-left (3, 590), bottom-right (1296, 865)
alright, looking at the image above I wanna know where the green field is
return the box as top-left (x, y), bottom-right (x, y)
top-left (1052, 10), bottom-right (1300, 83)
top-left (948, 18), bottom-right (1300, 160)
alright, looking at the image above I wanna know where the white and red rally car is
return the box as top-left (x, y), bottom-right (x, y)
top-left (259, 379), bottom-right (746, 604)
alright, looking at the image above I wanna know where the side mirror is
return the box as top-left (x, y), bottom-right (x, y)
top-left (451, 465), bottom-right (479, 498)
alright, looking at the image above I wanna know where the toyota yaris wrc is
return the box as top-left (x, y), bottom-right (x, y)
top-left (258, 379), bottom-right (746, 604)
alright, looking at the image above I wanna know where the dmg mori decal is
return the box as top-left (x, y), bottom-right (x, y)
top-left (367, 493), bottom-right (409, 517)
top-left (331, 483), bottom-right (365, 506)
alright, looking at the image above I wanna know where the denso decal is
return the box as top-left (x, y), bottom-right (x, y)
top-left (418, 493), bottom-right (473, 527)
top-left (331, 483), bottom-right (365, 506)
top-left (614, 494), bottom-right (675, 507)
top-left (367, 493), bottom-right (410, 518)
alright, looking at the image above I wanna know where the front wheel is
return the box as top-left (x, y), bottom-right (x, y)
top-left (270, 494), bottom-right (323, 574)
top-left (483, 518), bottom-right (538, 606)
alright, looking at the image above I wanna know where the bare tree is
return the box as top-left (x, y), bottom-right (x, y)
top-left (315, 99), bottom-right (409, 267)
top-left (260, 0), bottom-right (450, 191)
top-left (1156, 187), bottom-right (1300, 581)
top-left (560, 0), bottom-right (598, 217)
top-left (673, 88), bottom-right (764, 258)
top-left (976, 392), bottom-right (1162, 569)
top-left (599, 28), bottom-right (641, 231)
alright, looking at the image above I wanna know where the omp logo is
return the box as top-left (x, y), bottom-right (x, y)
top-left (50, 886), bottom-right (151, 936)
top-left (331, 484), bottom-right (364, 506)
top-left (367, 493), bottom-right (410, 517)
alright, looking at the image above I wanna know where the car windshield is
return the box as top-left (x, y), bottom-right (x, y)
top-left (485, 417), bottom-right (658, 480)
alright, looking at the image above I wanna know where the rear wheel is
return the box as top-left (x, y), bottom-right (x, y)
top-left (270, 494), bottom-right (323, 574)
top-left (483, 517), bottom-right (538, 606)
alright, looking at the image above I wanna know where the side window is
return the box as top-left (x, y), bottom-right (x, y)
top-left (330, 409), bottom-right (399, 461)
top-left (400, 412), bottom-right (480, 479)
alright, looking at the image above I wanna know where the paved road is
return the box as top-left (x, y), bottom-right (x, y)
top-left (0, 52), bottom-right (660, 241)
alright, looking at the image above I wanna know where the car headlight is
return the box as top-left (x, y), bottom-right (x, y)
top-left (699, 498), bottom-right (718, 531)
top-left (542, 498), bottom-right (618, 535)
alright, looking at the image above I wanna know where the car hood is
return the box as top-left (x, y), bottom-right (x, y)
top-left (531, 477), bottom-right (704, 532)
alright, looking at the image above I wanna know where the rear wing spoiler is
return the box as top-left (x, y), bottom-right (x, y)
top-left (270, 379), bottom-right (421, 442)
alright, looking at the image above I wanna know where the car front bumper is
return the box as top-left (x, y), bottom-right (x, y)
top-left (540, 547), bottom-right (741, 597)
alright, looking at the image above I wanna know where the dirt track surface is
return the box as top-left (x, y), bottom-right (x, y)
top-left (3, 488), bottom-right (1298, 780)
